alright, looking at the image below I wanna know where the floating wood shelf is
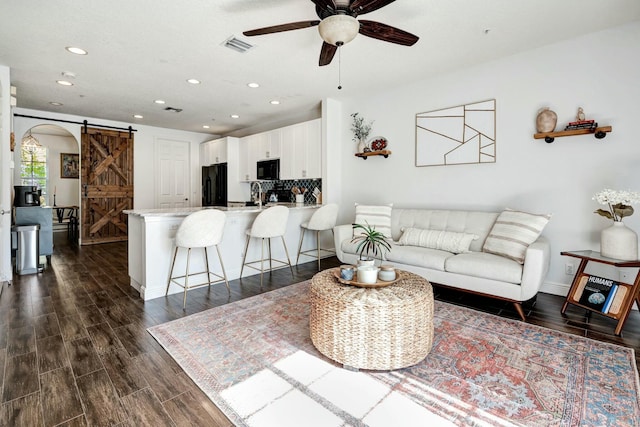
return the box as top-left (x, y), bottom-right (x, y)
top-left (355, 150), bottom-right (392, 160)
top-left (534, 126), bottom-right (612, 143)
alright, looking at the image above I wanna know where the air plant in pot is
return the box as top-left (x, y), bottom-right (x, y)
top-left (351, 222), bottom-right (391, 266)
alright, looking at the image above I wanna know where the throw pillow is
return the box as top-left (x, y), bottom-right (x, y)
top-left (398, 228), bottom-right (479, 253)
top-left (354, 203), bottom-right (393, 239)
top-left (482, 209), bottom-right (551, 264)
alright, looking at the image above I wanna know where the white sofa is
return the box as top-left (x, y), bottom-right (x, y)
top-left (334, 208), bottom-right (551, 320)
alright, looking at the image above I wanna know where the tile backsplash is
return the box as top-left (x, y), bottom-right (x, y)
top-left (258, 179), bottom-right (322, 204)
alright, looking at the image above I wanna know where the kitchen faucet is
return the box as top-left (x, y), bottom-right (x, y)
top-left (251, 181), bottom-right (263, 208)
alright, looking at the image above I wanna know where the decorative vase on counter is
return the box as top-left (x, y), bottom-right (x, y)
top-left (600, 221), bottom-right (638, 261)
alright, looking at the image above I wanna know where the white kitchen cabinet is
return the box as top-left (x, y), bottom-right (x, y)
top-left (254, 130), bottom-right (281, 161)
top-left (239, 135), bottom-right (257, 182)
top-left (200, 137), bottom-right (228, 166)
top-left (281, 119), bottom-right (321, 179)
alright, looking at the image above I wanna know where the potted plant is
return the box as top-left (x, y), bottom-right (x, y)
top-left (351, 222), bottom-right (391, 265)
top-left (350, 113), bottom-right (374, 153)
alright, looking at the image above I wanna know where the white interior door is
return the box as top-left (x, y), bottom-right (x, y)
top-left (0, 67), bottom-right (12, 283)
top-left (155, 138), bottom-right (190, 208)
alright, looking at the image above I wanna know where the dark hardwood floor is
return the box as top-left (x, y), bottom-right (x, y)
top-left (1, 233), bottom-right (639, 426)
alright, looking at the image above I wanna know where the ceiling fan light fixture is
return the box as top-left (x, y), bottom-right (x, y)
top-left (318, 14), bottom-right (359, 46)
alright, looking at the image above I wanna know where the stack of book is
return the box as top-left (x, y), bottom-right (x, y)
top-left (573, 274), bottom-right (628, 315)
top-left (564, 119), bottom-right (598, 131)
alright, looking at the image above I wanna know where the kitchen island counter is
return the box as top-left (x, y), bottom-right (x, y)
top-left (125, 204), bottom-right (326, 300)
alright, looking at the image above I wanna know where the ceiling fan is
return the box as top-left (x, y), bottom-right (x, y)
top-left (243, 0), bottom-right (419, 66)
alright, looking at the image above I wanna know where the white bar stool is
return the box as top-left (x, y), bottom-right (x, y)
top-left (296, 203), bottom-right (339, 270)
top-left (166, 209), bottom-right (229, 309)
top-left (240, 205), bottom-right (293, 285)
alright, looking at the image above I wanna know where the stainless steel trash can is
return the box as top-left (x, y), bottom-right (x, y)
top-left (12, 224), bottom-right (43, 275)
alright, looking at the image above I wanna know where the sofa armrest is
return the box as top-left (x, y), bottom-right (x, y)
top-left (520, 236), bottom-right (551, 301)
top-left (333, 224), bottom-right (353, 262)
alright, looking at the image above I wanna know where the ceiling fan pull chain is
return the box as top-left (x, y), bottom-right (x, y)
top-left (337, 41), bottom-right (343, 90)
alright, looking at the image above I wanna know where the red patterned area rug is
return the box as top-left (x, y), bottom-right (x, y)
top-left (148, 281), bottom-right (640, 426)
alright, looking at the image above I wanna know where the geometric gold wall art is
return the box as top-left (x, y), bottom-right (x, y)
top-left (415, 99), bottom-right (496, 167)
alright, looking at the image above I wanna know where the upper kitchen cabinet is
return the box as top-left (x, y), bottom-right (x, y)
top-left (281, 119), bottom-right (321, 179)
top-left (255, 129), bottom-right (282, 161)
top-left (200, 137), bottom-right (229, 166)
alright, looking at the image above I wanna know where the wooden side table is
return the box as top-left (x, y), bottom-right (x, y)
top-left (561, 250), bottom-right (640, 335)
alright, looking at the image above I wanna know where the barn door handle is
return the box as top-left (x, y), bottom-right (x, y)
top-left (83, 184), bottom-right (88, 197)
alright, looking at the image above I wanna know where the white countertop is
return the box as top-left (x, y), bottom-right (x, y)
top-left (124, 203), bottom-right (320, 218)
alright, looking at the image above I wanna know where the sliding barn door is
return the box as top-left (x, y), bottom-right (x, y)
top-left (81, 127), bottom-right (133, 245)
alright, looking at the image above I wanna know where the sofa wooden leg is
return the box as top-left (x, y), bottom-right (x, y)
top-left (513, 302), bottom-right (526, 321)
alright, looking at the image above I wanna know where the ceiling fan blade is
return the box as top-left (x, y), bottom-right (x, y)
top-left (358, 20), bottom-right (419, 46)
top-left (319, 42), bottom-right (338, 66)
top-left (350, 0), bottom-right (396, 15)
top-left (310, 0), bottom-right (337, 12)
top-left (243, 20), bottom-right (320, 36)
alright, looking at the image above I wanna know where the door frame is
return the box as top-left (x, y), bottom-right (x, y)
top-left (12, 114), bottom-right (82, 242)
top-left (0, 66), bottom-right (11, 284)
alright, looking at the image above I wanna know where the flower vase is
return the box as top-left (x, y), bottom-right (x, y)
top-left (357, 139), bottom-right (367, 153)
top-left (600, 221), bottom-right (638, 261)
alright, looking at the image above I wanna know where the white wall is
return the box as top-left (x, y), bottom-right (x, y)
top-left (13, 109), bottom-right (213, 210)
top-left (334, 21), bottom-right (640, 294)
top-left (0, 64), bottom-right (11, 283)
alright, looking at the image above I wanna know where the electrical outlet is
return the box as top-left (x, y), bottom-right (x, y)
top-left (565, 263), bottom-right (575, 275)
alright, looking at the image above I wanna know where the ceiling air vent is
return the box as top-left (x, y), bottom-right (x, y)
top-left (223, 36), bottom-right (254, 53)
top-left (164, 107), bottom-right (183, 113)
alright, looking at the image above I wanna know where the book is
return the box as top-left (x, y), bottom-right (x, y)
top-left (602, 284), bottom-right (618, 314)
top-left (564, 123), bottom-right (598, 130)
top-left (607, 284), bottom-right (629, 316)
top-left (578, 275), bottom-right (617, 312)
top-left (568, 119), bottom-right (595, 125)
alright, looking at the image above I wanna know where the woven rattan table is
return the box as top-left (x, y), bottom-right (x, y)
top-left (309, 268), bottom-right (434, 371)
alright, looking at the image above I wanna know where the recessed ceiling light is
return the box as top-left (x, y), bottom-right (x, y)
top-left (133, 114), bottom-right (143, 119)
top-left (49, 102), bottom-right (63, 106)
top-left (247, 82), bottom-right (260, 88)
top-left (65, 46), bottom-right (87, 55)
top-left (270, 100), bottom-right (280, 105)
top-left (230, 114), bottom-right (240, 119)
top-left (56, 80), bottom-right (73, 86)
top-left (154, 99), bottom-right (166, 104)
top-left (186, 78), bottom-right (201, 85)
top-left (202, 125), bottom-right (210, 129)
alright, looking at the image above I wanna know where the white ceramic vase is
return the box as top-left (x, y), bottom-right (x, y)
top-left (600, 221), bottom-right (638, 261)
top-left (357, 139), bottom-right (367, 153)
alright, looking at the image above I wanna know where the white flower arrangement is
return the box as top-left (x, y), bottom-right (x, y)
top-left (593, 189), bottom-right (640, 222)
top-left (350, 113), bottom-right (373, 143)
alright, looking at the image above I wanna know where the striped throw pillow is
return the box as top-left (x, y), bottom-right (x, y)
top-left (354, 203), bottom-right (393, 239)
top-left (482, 209), bottom-right (551, 264)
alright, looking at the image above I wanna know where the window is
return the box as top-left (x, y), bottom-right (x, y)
top-left (20, 144), bottom-right (47, 199)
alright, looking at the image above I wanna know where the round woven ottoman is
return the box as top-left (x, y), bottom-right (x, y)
top-left (309, 268), bottom-right (434, 370)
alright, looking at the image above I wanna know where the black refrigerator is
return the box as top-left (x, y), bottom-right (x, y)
top-left (202, 163), bottom-right (228, 207)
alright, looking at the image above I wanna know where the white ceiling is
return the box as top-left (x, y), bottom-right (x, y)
top-left (2, 0), bottom-right (639, 137)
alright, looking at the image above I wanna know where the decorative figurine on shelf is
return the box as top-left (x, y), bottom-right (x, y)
top-left (535, 107), bottom-right (557, 133)
top-left (576, 107), bottom-right (586, 121)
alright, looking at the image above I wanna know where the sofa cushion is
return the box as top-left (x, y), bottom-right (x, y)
top-left (398, 228), bottom-right (478, 254)
top-left (445, 252), bottom-right (523, 284)
top-left (385, 243), bottom-right (453, 271)
top-left (354, 203), bottom-right (393, 238)
top-left (482, 209), bottom-right (551, 264)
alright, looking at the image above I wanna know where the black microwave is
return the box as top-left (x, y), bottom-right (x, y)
top-left (257, 159), bottom-right (280, 181)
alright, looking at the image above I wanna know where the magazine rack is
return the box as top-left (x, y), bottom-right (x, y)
top-left (561, 250), bottom-right (640, 335)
